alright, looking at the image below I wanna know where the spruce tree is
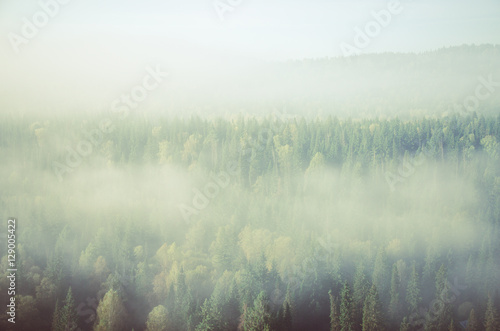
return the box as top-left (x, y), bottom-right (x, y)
top-left (353, 262), bottom-right (369, 330)
top-left (329, 290), bottom-right (341, 331)
top-left (372, 248), bottom-right (389, 305)
top-left (51, 299), bottom-right (61, 331)
top-left (60, 287), bottom-right (78, 331)
top-left (340, 282), bottom-right (354, 331)
top-left (399, 317), bottom-right (410, 331)
top-left (362, 285), bottom-right (384, 331)
top-left (406, 262), bottom-right (421, 313)
top-left (196, 299), bottom-right (219, 331)
top-left (485, 296), bottom-right (500, 331)
top-left (388, 264), bottom-right (400, 322)
top-left (435, 264), bottom-right (447, 298)
top-left (466, 309), bottom-right (479, 331)
top-left (282, 302), bottom-right (293, 331)
top-left (242, 291), bottom-right (272, 331)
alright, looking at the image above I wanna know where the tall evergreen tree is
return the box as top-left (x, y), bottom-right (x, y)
top-left (353, 262), bottom-right (369, 330)
top-left (435, 264), bottom-right (448, 298)
top-left (242, 291), bottom-right (272, 331)
top-left (362, 285), bottom-right (384, 331)
top-left (173, 266), bottom-right (193, 330)
top-left (399, 317), bottom-right (410, 331)
top-left (426, 267), bottom-right (453, 331)
top-left (51, 299), bottom-right (62, 331)
top-left (388, 264), bottom-right (401, 322)
top-left (372, 248), bottom-right (389, 305)
top-left (60, 287), bottom-right (78, 331)
top-left (485, 296), bottom-right (500, 331)
top-left (196, 299), bottom-right (221, 331)
top-left (406, 262), bottom-right (422, 313)
top-left (340, 282), bottom-right (354, 331)
top-left (466, 309), bottom-right (479, 331)
top-left (329, 290), bottom-right (341, 331)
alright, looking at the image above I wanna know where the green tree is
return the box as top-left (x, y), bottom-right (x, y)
top-left (94, 289), bottom-right (127, 331)
top-left (427, 265), bottom-right (453, 331)
top-left (329, 290), bottom-right (341, 331)
top-left (400, 317), bottom-right (410, 331)
top-left (353, 262), bottom-right (369, 330)
top-left (146, 305), bottom-right (169, 331)
top-left (196, 298), bottom-right (223, 331)
top-left (51, 300), bottom-right (61, 331)
top-left (340, 282), bottom-right (354, 331)
top-left (388, 264), bottom-right (401, 322)
top-left (242, 291), bottom-right (272, 331)
top-left (211, 224), bottom-right (238, 272)
top-left (406, 262), bottom-right (421, 313)
top-left (79, 242), bottom-right (98, 279)
top-left (435, 264), bottom-right (447, 298)
top-left (362, 285), bottom-right (384, 331)
top-left (276, 284), bottom-right (294, 331)
top-left (485, 296), bottom-right (500, 331)
top-left (59, 287), bottom-right (78, 331)
top-left (372, 248), bottom-right (389, 305)
top-left (480, 135), bottom-right (499, 160)
top-left (172, 266), bottom-right (193, 330)
top-left (466, 308), bottom-right (479, 331)
top-left (465, 254), bottom-right (477, 287)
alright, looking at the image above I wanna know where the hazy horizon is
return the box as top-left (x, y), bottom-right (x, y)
top-left (2, 0), bottom-right (500, 117)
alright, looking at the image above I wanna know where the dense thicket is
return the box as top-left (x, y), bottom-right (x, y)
top-left (0, 112), bottom-right (499, 330)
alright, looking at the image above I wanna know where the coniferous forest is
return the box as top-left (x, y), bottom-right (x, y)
top-left (1, 1), bottom-right (500, 328)
top-left (0, 108), bottom-right (499, 330)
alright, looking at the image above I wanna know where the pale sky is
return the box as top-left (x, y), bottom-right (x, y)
top-left (2, 0), bottom-right (500, 59)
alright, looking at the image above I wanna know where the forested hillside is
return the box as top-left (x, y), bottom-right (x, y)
top-left (0, 112), bottom-right (499, 330)
top-left (4, 45), bottom-right (500, 119)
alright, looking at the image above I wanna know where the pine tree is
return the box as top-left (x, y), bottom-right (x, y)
top-left (431, 267), bottom-right (453, 331)
top-left (406, 262), bottom-right (421, 313)
top-left (388, 264), bottom-right (400, 322)
top-left (372, 248), bottom-right (389, 305)
top-left (329, 290), bottom-right (341, 331)
top-left (353, 262), bottom-right (369, 330)
top-left (340, 282), bottom-right (354, 331)
top-left (224, 279), bottom-right (241, 331)
top-left (435, 301), bottom-right (453, 331)
top-left (196, 299), bottom-right (217, 331)
top-left (435, 264), bottom-right (447, 298)
top-left (281, 301), bottom-right (293, 331)
top-left (60, 287), bottom-right (78, 331)
top-left (242, 291), bottom-right (272, 331)
top-left (466, 309), bottom-right (479, 331)
top-left (173, 266), bottom-right (193, 330)
top-left (51, 299), bottom-right (61, 331)
top-left (465, 254), bottom-right (476, 287)
top-left (362, 285), bottom-right (384, 331)
top-left (211, 224), bottom-right (238, 272)
top-left (485, 296), bottom-right (500, 331)
top-left (422, 246), bottom-right (438, 288)
top-left (399, 317), bottom-right (410, 331)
